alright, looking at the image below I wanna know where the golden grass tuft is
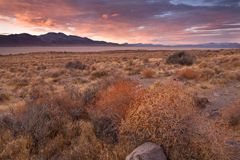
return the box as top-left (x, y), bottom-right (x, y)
top-left (120, 81), bottom-right (196, 159)
top-left (120, 81), bottom-right (229, 160)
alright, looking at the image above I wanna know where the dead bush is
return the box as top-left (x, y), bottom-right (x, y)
top-left (0, 92), bottom-right (10, 102)
top-left (81, 87), bottom-right (100, 106)
top-left (93, 117), bottom-right (119, 144)
top-left (41, 134), bottom-right (65, 159)
top-left (0, 114), bottom-right (22, 136)
top-left (36, 65), bottom-right (47, 70)
top-left (91, 70), bottom-right (108, 79)
top-left (61, 121), bottom-right (102, 160)
top-left (14, 79), bottom-right (29, 88)
top-left (222, 101), bottom-right (240, 128)
top-left (65, 61), bottom-right (86, 70)
top-left (126, 68), bottom-right (141, 75)
top-left (53, 92), bottom-right (89, 121)
top-left (20, 104), bottom-right (68, 153)
top-left (194, 97), bottom-right (209, 109)
top-left (166, 51), bottom-right (196, 66)
top-left (143, 58), bottom-right (149, 63)
top-left (51, 70), bottom-right (65, 78)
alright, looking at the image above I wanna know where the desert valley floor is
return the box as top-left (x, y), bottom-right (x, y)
top-left (0, 49), bottom-right (239, 160)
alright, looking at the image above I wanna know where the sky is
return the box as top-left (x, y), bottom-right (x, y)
top-left (0, 0), bottom-right (240, 44)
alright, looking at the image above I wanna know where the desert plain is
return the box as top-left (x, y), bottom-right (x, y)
top-left (0, 49), bottom-right (239, 160)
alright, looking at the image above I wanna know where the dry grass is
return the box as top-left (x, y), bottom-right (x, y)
top-left (0, 136), bottom-right (31, 160)
top-left (222, 101), bottom-right (240, 128)
top-left (0, 77), bottom-right (237, 160)
top-left (199, 68), bottom-right (215, 81)
top-left (0, 77), bottom-right (134, 159)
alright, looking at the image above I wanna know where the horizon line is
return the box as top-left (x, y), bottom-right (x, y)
top-left (1, 32), bottom-right (240, 46)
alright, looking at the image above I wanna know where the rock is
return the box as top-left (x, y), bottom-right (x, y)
top-left (126, 142), bottom-right (167, 160)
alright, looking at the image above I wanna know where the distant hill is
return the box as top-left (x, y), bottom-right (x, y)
top-left (0, 32), bottom-right (119, 46)
top-left (127, 43), bottom-right (240, 48)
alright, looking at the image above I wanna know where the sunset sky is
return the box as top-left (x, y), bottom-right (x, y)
top-left (0, 0), bottom-right (240, 44)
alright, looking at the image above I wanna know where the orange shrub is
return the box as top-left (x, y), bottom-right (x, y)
top-left (177, 68), bottom-right (200, 80)
top-left (141, 69), bottom-right (155, 78)
top-left (93, 79), bottom-right (139, 121)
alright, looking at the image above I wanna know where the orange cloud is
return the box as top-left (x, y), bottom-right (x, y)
top-left (15, 13), bottom-right (55, 27)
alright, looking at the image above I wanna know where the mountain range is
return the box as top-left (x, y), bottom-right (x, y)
top-left (0, 32), bottom-right (119, 46)
top-left (127, 43), bottom-right (240, 48)
top-left (0, 32), bottom-right (239, 48)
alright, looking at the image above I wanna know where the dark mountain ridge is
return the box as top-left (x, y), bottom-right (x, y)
top-left (0, 32), bottom-right (239, 48)
top-left (0, 32), bottom-right (119, 46)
